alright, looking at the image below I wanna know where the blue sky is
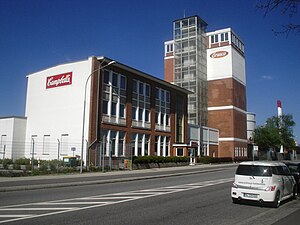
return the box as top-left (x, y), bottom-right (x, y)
top-left (0, 0), bottom-right (300, 143)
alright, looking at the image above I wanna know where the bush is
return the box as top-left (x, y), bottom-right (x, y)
top-left (133, 156), bottom-right (189, 164)
top-left (14, 158), bottom-right (31, 166)
top-left (0, 158), bottom-right (13, 169)
top-left (198, 156), bottom-right (233, 164)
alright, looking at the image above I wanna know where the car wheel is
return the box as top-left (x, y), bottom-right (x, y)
top-left (272, 191), bottom-right (281, 208)
top-left (232, 197), bottom-right (239, 204)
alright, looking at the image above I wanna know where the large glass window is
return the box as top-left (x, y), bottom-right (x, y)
top-left (132, 80), bottom-right (151, 128)
top-left (103, 70), bottom-right (127, 123)
top-left (155, 88), bottom-right (171, 131)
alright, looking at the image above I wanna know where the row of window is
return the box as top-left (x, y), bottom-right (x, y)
top-left (209, 32), bottom-right (245, 53)
top-left (165, 43), bottom-right (174, 53)
top-left (103, 71), bottom-right (172, 132)
top-left (210, 32), bottom-right (229, 44)
top-left (133, 80), bottom-right (150, 97)
top-left (102, 129), bottom-right (171, 157)
top-left (234, 147), bottom-right (248, 157)
top-left (231, 33), bottom-right (245, 53)
top-left (174, 17), bottom-right (196, 29)
top-left (103, 70), bottom-right (127, 120)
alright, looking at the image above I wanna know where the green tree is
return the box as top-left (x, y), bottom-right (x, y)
top-left (253, 114), bottom-right (296, 152)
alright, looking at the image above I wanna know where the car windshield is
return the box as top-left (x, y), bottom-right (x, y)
top-left (236, 165), bottom-right (272, 177)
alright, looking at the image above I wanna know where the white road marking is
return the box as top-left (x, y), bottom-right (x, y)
top-left (0, 208), bottom-right (76, 211)
top-left (0, 178), bottom-right (233, 224)
top-left (0, 215), bottom-right (34, 218)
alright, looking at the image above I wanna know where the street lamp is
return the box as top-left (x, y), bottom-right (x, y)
top-left (80, 60), bottom-right (116, 174)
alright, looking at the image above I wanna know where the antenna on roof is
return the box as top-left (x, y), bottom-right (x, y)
top-left (184, 9), bottom-right (186, 18)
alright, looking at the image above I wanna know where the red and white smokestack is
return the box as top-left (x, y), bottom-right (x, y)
top-left (277, 100), bottom-right (282, 117)
top-left (277, 100), bottom-right (284, 153)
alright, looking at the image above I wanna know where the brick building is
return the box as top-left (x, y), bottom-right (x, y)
top-left (164, 16), bottom-right (247, 158)
top-left (22, 56), bottom-right (191, 166)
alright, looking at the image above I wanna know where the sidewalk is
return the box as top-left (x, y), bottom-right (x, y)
top-left (0, 163), bottom-right (237, 192)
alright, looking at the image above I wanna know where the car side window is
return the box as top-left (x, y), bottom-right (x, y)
top-left (282, 166), bottom-right (291, 176)
top-left (274, 166), bottom-right (285, 175)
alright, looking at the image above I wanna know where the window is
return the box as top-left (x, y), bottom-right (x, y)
top-left (133, 80), bottom-right (137, 93)
top-left (145, 84), bottom-right (150, 97)
top-left (120, 75), bottom-right (126, 89)
top-left (221, 33), bottom-right (224, 42)
top-left (211, 35), bottom-right (214, 44)
top-left (225, 32), bottom-right (228, 41)
top-left (155, 136), bottom-right (159, 156)
top-left (112, 73), bottom-right (118, 87)
top-left (43, 135), bottom-right (50, 155)
top-left (132, 107), bottom-right (137, 120)
top-left (139, 82), bottom-right (144, 95)
top-left (214, 34), bottom-right (218, 42)
top-left (155, 112), bottom-right (159, 123)
top-left (145, 110), bottom-right (150, 122)
top-left (138, 108), bottom-right (143, 121)
top-left (144, 134), bottom-right (150, 156)
top-left (61, 134), bottom-right (69, 155)
top-left (111, 102), bottom-right (117, 116)
top-left (103, 100), bottom-right (108, 115)
top-left (120, 104), bottom-right (125, 118)
top-left (166, 91), bottom-right (170, 102)
top-left (1, 135), bottom-right (7, 158)
top-left (104, 70), bottom-right (110, 84)
top-left (161, 90), bottom-right (165, 102)
top-left (177, 148), bottom-right (184, 156)
top-left (118, 131), bottom-right (125, 156)
top-left (156, 88), bottom-right (160, 99)
top-left (236, 165), bottom-right (272, 177)
top-left (166, 114), bottom-right (170, 126)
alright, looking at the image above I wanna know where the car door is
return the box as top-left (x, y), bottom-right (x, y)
top-left (281, 166), bottom-right (294, 196)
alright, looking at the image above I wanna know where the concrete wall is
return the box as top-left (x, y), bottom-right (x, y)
top-left (0, 117), bottom-right (27, 159)
top-left (25, 57), bottom-right (93, 160)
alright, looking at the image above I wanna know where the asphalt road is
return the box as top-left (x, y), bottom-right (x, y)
top-left (0, 165), bottom-right (299, 225)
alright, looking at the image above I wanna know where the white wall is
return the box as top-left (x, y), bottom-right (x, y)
top-left (25, 57), bottom-right (93, 161)
top-left (0, 117), bottom-right (27, 159)
top-left (247, 112), bottom-right (256, 140)
top-left (207, 45), bottom-right (246, 85)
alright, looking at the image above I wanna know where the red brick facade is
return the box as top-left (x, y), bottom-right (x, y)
top-left (88, 57), bottom-right (189, 164)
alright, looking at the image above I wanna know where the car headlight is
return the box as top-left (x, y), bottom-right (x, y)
top-left (232, 182), bottom-right (238, 188)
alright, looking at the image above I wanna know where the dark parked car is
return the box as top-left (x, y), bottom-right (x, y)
top-left (283, 161), bottom-right (300, 193)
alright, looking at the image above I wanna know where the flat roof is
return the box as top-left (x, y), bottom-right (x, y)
top-left (173, 15), bottom-right (208, 26)
top-left (97, 56), bottom-right (192, 95)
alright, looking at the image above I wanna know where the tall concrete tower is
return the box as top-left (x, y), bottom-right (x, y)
top-left (206, 28), bottom-right (247, 158)
top-left (164, 17), bottom-right (248, 158)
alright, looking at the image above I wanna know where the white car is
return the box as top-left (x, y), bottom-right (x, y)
top-left (231, 161), bottom-right (297, 207)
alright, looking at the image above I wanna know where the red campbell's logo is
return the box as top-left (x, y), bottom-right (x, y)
top-left (210, 51), bottom-right (228, 58)
top-left (46, 72), bottom-right (72, 89)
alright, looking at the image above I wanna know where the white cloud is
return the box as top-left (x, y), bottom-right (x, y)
top-left (261, 75), bottom-right (273, 80)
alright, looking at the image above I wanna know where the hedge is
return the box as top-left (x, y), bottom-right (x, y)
top-left (198, 156), bottom-right (233, 164)
top-left (133, 156), bottom-right (189, 164)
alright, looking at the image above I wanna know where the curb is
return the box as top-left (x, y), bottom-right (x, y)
top-left (0, 164), bottom-right (236, 192)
